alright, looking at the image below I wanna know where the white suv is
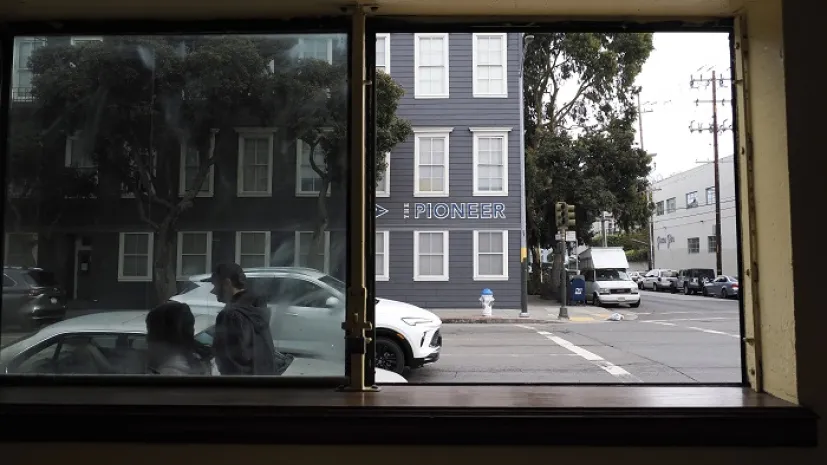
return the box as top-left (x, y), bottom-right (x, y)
top-left (170, 267), bottom-right (442, 375)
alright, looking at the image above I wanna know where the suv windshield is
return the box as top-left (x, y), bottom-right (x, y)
top-left (24, 270), bottom-right (58, 287)
top-left (596, 269), bottom-right (631, 281)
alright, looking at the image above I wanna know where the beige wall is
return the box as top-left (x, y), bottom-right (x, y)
top-left (4, 0), bottom-right (826, 463)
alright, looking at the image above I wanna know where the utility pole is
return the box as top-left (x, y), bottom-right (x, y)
top-left (690, 70), bottom-right (732, 276)
top-left (636, 88), bottom-right (655, 271)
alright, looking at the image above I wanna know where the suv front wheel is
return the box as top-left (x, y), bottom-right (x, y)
top-left (375, 336), bottom-right (406, 374)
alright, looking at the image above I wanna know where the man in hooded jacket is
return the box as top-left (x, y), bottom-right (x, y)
top-left (210, 263), bottom-right (282, 375)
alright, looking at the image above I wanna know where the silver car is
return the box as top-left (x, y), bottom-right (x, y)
top-left (702, 275), bottom-right (740, 299)
top-left (0, 311), bottom-right (406, 382)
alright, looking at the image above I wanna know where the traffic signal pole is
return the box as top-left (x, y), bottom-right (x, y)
top-left (555, 202), bottom-right (576, 320)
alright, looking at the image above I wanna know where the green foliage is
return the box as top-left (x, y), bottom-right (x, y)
top-left (523, 32), bottom-right (654, 269)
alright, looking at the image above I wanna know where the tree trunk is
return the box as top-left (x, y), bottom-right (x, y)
top-left (153, 225), bottom-right (178, 305)
top-left (307, 179), bottom-right (330, 272)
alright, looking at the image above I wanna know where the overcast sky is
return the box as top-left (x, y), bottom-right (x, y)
top-left (632, 32), bottom-right (735, 179)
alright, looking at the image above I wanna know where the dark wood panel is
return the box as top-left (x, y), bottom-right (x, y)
top-left (0, 383), bottom-right (817, 446)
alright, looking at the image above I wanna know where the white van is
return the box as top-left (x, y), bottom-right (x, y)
top-left (578, 247), bottom-right (641, 308)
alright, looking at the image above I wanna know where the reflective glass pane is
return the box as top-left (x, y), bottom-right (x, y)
top-left (3, 33), bottom-right (349, 379)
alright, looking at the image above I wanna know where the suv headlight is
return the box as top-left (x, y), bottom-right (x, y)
top-left (631, 288), bottom-right (639, 294)
top-left (401, 317), bottom-right (434, 326)
top-left (598, 289), bottom-right (610, 295)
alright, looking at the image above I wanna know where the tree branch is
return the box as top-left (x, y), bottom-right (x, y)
top-left (549, 77), bottom-right (593, 129)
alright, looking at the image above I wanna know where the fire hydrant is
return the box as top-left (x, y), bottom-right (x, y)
top-left (480, 288), bottom-right (495, 317)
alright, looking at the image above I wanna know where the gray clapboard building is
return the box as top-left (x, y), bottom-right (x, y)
top-left (4, 33), bottom-right (524, 311)
top-left (373, 33), bottom-right (525, 309)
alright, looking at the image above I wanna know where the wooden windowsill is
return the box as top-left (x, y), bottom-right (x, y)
top-left (0, 383), bottom-right (817, 447)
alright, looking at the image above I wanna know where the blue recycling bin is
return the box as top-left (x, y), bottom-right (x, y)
top-left (569, 277), bottom-right (586, 305)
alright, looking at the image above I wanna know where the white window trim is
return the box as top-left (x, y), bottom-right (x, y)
top-left (470, 127), bottom-right (511, 196)
top-left (176, 231), bottom-right (213, 280)
top-left (295, 139), bottom-right (332, 197)
top-left (12, 37), bottom-right (46, 101)
top-left (236, 128), bottom-right (276, 197)
top-left (179, 141), bottom-right (215, 197)
top-left (70, 37), bottom-right (103, 45)
top-left (414, 33), bottom-right (450, 99)
top-left (413, 230), bottom-right (450, 282)
top-left (376, 151), bottom-right (391, 197)
top-left (297, 37), bottom-right (334, 64)
top-left (472, 33), bottom-right (509, 98)
top-left (376, 33), bottom-right (391, 75)
top-left (117, 232), bottom-right (154, 282)
top-left (294, 231), bottom-right (331, 274)
top-left (234, 231), bottom-right (272, 267)
top-left (376, 230), bottom-right (390, 281)
top-left (473, 230), bottom-right (509, 281)
top-left (413, 127), bottom-right (453, 197)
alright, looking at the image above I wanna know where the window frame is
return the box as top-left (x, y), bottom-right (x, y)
top-left (236, 128), bottom-right (276, 197)
top-left (294, 230), bottom-right (332, 274)
top-left (70, 36), bottom-right (103, 45)
top-left (706, 186), bottom-right (716, 205)
top-left (473, 230), bottom-right (509, 281)
top-left (234, 231), bottom-right (271, 268)
top-left (656, 201), bottom-right (664, 215)
top-left (295, 139), bottom-right (332, 197)
top-left (470, 127), bottom-right (510, 196)
top-left (687, 237), bottom-right (700, 254)
top-left (708, 235), bottom-right (717, 253)
top-left (176, 231), bottom-right (213, 280)
top-left (297, 36), bottom-right (334, 64)
top-left (11, 36), bottom-right (45, 101)
top-left (376, 151), bottom-right (390, 197)
top-left (413, 127), bottom-right (453, 197)
top-left (666, 197), bottom-right (677, 213)
top-left (413, 32), bottom-right (450, 99)
top-left (472, 33), bottom-right (508, 98)
top-left (179, 141), bottom-right (215, 198)
top-left (117, 232), bottom-right (154, 282)
top-left (376, 33), bottom-right (390, 75)
top-left (686, 191), bottom-right (698, 208)
top-left (375, 230), bottom-right (390, 281)
top-left (413, 230), bottom-right (450, 282)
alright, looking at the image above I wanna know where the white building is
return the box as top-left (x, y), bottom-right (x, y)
top-left (652, 155), bottom-right (739, 276)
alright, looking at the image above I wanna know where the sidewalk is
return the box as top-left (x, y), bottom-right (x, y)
top-left (431, 295), bottom-right (638, 324)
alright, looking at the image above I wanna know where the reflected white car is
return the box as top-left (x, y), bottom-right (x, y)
top-left (0, 311), bottom-right (407, 383)
top-left (171, 267), bottom-right (442, 375)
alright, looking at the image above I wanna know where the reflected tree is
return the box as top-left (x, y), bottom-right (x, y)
top-left (26, 36), bottom-right (410, 302)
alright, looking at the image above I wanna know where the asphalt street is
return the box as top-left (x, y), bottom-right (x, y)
top-left (407, 290), bottom-right (742, 383)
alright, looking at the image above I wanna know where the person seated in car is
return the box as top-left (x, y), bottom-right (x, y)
top-left (145, 301), bottom-right (212, 375)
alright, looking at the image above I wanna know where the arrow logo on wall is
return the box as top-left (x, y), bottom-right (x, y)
top-left (376, 205), bottom-right (388, 218)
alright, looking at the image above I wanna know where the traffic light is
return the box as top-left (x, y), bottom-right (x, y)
top-left (566, 204), bottom-right (576, 228)
top-left (555, 202), bottom-right (567, 229)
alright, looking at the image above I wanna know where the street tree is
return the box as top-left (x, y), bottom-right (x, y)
top-left (25, 36), bottom-right (410, 302)
top-left (522, 32), bottom-right (654, 291)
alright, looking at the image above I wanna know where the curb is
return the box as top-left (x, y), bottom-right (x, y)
top-left (440, 318), bottom-right (564, 324)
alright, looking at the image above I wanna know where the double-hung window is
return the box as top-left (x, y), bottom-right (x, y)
top-left (296, 140), bottom-right (329, 196)
top-left (376, 34), bottom-right (390, 74)
top-left (471, 127), bottom-right (510, 196)
top-left (376, 152), bottom-right (390, 197)
top-left (413, 128), bottom-right (452, 197)
top-left (12, 37), bottom-right (45, 101)
top-left (413, 231), bottom-right (449, 281)
top-left (375, 231), bottom-right (389, 281)
top-left (688, 237), bottom-right (701, 254)
top-left (179, 141), bottom-right (214, 197)
top-left (237, 129), bottom-right (275, 197)
top-left (297, 37), bottom-right (333, 64)
top-left (235, 232), bottom-right (271, 268)
top-left (474, 230), bottom-right (508, 281)
top-left (414, 33), bottom-right (449, 98)
top-left (472, 33), bottom-right (508, 98)
top-left (177, 232), bottom-right (212, 279)
top-left (118, 232), bottom-right (153, 282)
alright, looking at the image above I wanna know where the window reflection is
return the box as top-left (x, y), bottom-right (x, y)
top-left (2, 33), bottom-right (353, 378)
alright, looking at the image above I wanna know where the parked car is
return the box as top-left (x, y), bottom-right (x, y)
top-left (676, 268), bottom-right (716, 295)
top-left (0, 311), bottom-right (407, 382)
top-left (641, 269), bottom-right (678, 292)
top-left (703, 275), bottom-right (740, 299)
top-left (172, 267), bottom-right (442, 375)
top-left (2, 267), bottom-right (67, 331)
top-left (629, 271), bottom-right (643, 285)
